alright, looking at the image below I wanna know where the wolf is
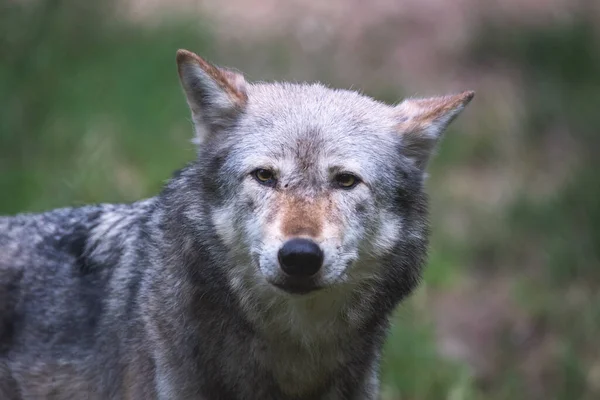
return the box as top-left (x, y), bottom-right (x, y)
top-left (0, 49), bottom-right (473, 399)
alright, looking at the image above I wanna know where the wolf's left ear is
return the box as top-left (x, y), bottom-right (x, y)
top-left (395, 91), bottom-right (474, 170)
top-left (176, 49), bottom-right (248, 143)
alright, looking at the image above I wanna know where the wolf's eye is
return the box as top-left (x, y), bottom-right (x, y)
top-left (335, 173), bottom-right (359, 189)
top-left (252, 169), bottom-right (276, 186)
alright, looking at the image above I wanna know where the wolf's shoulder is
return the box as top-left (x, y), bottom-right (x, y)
top-left (0, 199), bottom-right (156, 270)
top-left (0, 200), bottom-right (157, 354)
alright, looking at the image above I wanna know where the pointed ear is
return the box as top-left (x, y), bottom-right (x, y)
top-left (176, 49), bottom-right (248, 143)
top-left (395, 91), bottom-right (474, 170)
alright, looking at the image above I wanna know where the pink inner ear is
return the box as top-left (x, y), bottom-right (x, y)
top-left (399, 91), bottom-right (474, 126)
top-left (396, 91), bottom-right (474, 169)
top-left (219, 70), bottom-right (248, 101)
top-left (176, 49), bottom-right (248, 106)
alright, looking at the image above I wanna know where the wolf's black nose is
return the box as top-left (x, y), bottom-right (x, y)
top-left (278, 238), bottom-right (323, 277)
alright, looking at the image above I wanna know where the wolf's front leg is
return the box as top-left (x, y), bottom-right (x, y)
top-left (152, 348), bottom-right (209, 400)
top-left (142, 289), bottom-right (210, 398)
top-left (153, 359), bottom-right (192, 399)
top-left (325, 359), bottom-right (381, 400)
top-left (356, 365), bottom-right (381, 400)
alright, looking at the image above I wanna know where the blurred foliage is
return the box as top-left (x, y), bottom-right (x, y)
top-left (464, 13), bottom-right (600, 400)
top-left (1, 0), bottom-right (599, 399)
top-left (0, 0), bottom-right (213, 212)
top-left (476, 18), bottom-right (600, 284)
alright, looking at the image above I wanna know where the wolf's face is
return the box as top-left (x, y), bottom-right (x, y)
top-left (176, 50), bottom-right (473, 299)
top-left (210, 88), bottom-right (408, 295)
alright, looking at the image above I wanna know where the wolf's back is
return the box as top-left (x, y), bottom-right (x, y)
top-left (0, 201), bottom-right (154, 397)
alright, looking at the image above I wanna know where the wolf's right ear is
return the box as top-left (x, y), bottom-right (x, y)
top-left (176, 49), bottom-right (248, 143)
top-left (394, 91), bottom-right (474, 170)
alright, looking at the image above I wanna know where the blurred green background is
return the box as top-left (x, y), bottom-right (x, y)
top-left (1, 0), bottom-right (599, 398)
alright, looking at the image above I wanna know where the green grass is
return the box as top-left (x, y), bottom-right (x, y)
top-left (382, 302), bottom-right (478, 400)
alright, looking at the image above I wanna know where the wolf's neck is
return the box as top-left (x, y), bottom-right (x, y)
top-left (240, 284), bottom-right (383, 397)
top-left (236, 281), bottom-right (370, 346)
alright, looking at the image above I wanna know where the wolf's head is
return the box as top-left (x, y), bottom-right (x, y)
top-left (176, 49), bottom-right (473, 305)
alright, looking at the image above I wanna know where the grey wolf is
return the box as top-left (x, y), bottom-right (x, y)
top-left (0, 49), bottom-right (474, 399)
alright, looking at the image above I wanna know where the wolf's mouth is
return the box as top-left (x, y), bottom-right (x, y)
top-left (271, 280), bottom-right (324, 295)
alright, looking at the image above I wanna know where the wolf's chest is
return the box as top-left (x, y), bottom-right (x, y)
top-left (255, 335), bottom-right (346, 397)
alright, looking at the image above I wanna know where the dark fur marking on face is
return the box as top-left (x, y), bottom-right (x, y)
top-left (245, 199), bottom-right (256, 211)
top-left (355, 202), bottom-right (367, 215)
top-left (294, 129), bottom-right (323, 173)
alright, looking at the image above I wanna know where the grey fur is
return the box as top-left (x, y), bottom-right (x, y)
top-left (0, 50), bottom-right (473, 399)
